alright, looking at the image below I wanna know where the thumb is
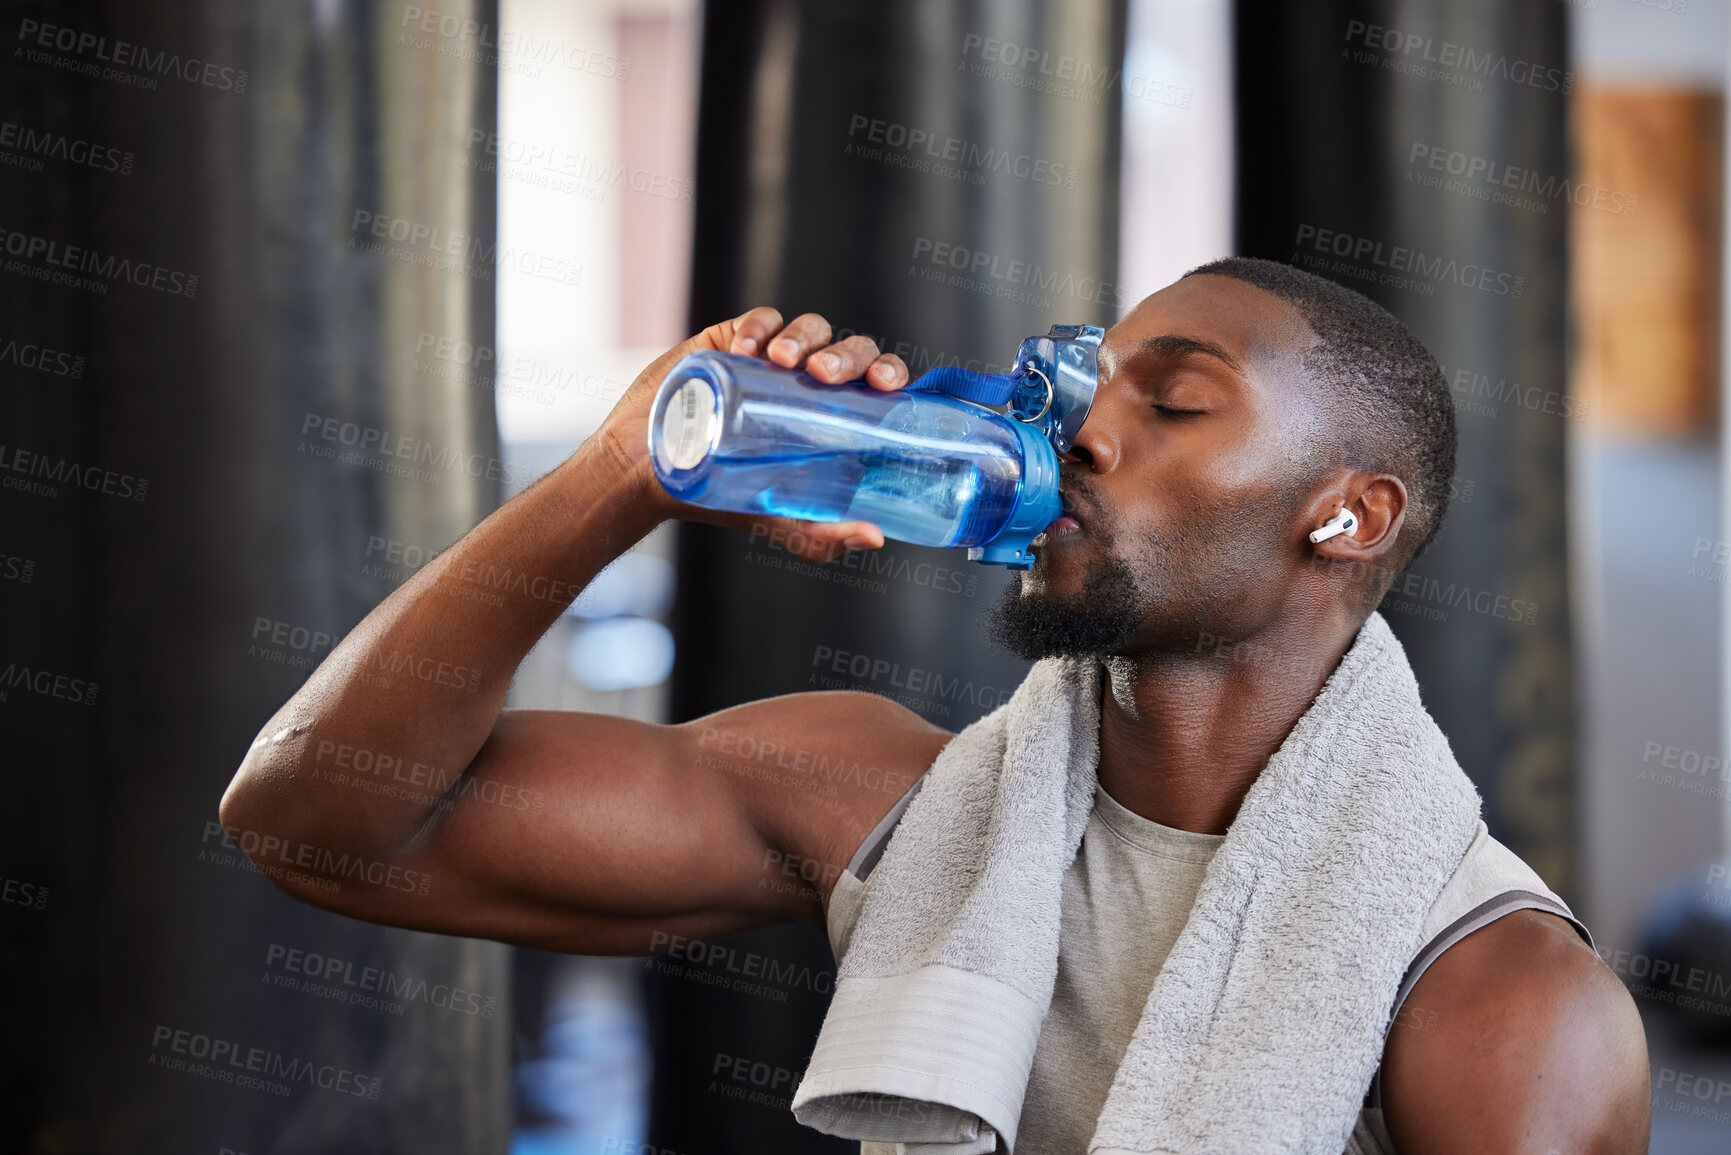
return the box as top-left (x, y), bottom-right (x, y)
top-left (628, 306), bottom-right (776, 396)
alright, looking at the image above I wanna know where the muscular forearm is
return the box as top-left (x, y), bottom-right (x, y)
top-left (220, 427), bottom-right (662, 857)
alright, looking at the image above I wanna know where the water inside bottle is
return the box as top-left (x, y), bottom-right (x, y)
top-left (701, 397), bottom-right (1021, 548)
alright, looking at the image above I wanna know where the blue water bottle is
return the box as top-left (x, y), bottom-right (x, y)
top-left (647, 324), bottom-right (1103, 569)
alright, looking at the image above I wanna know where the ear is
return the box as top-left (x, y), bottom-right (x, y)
top-left (1303, 474), bottom-right (1407, 565)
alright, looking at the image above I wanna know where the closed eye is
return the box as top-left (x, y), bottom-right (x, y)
top-left (1153, 405), bottom-right (1206, 417)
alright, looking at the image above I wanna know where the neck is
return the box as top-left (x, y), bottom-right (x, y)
top-left (1095, 612), bottom-right (1364, 835)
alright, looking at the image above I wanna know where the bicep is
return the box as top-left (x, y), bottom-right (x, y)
top-left (311, 693), bottom-right (949, 956)
top-left (308, 707), bottom-right (786, 953)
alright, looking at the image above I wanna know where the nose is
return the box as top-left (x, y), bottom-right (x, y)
top-left (1060, 394), bottom-right (1118, 473)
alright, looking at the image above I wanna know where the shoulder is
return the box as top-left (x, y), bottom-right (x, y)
top-left (1416, 822), bottom-right (1555, 942)
top-left (1380, 908), bottom-right (1650, 1155)
top-left (674, 690), bottom-right (952, 916)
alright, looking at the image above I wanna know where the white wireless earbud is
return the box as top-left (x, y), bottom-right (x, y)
top-left (1308, 509), bottom-right (1358, 545)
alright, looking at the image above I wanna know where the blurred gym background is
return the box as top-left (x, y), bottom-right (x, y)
top-left (2, 0), bottom-right (1728, 1151)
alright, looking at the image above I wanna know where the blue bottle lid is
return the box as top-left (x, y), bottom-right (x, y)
top-left (1007, 324), bottom-right (1105, 454)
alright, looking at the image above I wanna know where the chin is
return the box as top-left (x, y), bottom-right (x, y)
top-left (1025, 539), bottom-right (1091, 589)
top-left (987, 550), bottom-right (1145, 661)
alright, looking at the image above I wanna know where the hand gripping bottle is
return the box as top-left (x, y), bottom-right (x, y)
top-left (647, 324), bottom-right (1103, 569)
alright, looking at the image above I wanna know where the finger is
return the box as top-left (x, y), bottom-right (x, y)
top-left (705, 510), bottom-right (885, 562)
top-left (767, 313), bottom-right (835, 368)
top-left (806, 334), bottom-right (886, 383)
top-left (779, 518), bottom-right (886, 563)
top-left (728, 306), bottom-right (784, 357)
top-left (863, 353), bottom-right (910, 391)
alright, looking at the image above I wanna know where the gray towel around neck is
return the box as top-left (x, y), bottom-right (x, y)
top-left (791, 612), bottom-right (1482, 1155)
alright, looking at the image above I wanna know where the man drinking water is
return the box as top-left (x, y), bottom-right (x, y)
top-left (221, 259), bottom-right (1648, 1153)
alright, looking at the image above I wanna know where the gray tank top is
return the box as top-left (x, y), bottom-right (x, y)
top-left (826, 776), bottom-right (1589, 1155)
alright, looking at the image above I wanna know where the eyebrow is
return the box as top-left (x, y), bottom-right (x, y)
top-left (1114, 334), bottom-right (1244, 374)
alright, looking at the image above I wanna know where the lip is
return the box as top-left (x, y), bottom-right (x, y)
top-left (1057, 486), bottom-right (1090, 529)
top-left (1033, 484), bottom-right (1092, 549)
top-left (1032, 514), bottom-right (1082, 551)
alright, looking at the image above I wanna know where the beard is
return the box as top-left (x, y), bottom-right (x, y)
top-left (987, 548), bottom-right (1145, 660)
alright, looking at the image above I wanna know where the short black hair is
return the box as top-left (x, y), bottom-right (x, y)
top-left (1183, 256), bottom-right (1456, 572)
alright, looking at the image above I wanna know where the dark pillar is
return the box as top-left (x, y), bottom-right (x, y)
top-left (1235, 0), bottom-right (1576, 893)
top-left (0, 1), bottom-right (509, 1150)
top-left (651, 1), bottom-right (1126, 1149)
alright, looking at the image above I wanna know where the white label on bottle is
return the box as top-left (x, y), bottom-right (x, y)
top-left (661, 377), bottom-right (718, 471)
